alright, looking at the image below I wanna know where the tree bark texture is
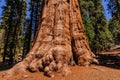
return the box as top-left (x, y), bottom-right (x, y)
top-left (3, 0), bottom-right (98, 77)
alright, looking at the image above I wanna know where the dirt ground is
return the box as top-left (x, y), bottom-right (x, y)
top-left (0, 49), bottom-right (120, 80)
top-left (0, 64), bottom-right (120, 80)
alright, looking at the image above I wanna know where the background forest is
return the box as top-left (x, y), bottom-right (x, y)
top-left (0, 0), bottom-right (119, 64)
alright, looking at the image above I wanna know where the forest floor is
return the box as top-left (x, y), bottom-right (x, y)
top-left (0, 49), bottom-right (120, 80)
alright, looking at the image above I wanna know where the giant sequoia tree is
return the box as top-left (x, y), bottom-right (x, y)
top-left (3, 0), bottom-right (98, 77)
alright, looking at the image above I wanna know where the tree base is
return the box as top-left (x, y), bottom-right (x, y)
top-left (2, 44), bottom-right (98, 78)
top-left (1, 0), bottom-right (99, 78)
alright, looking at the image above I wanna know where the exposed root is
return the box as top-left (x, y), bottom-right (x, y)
top-left (2, 62), bottom-right (27, 78)
top-left (24, 45), bottom-right (72, 77)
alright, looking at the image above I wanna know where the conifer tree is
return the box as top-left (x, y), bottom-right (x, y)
top-left (106, 0), bottom-right (120, 44)
top-left (1, 0), bottom-right (26, 63)
top-left (80, 0), bottom-right (113, 52)
top-left (22, 0), bottom-right (43, 59)
top-left (79, 0), bottom-right (95, 50)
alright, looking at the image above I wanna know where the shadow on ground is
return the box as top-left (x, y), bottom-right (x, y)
top-left (0, 62), bottom-right (16, 71)
top-left (97, 54), bottom-right (120, 69)
top-left (0, 53), bottom-right (120, 72)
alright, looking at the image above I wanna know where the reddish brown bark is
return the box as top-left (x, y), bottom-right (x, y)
top-left (2, 0), bottom-right (98, 77)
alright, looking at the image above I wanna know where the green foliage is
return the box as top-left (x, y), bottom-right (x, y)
top-left (106, 0), bottom-right (120, 44)
top-left (80, 0), bottom-right (113, 52)
top-left (80, 0), bottom-right (95, 49)
top-left (105, 0), bottom-right (120, 20)
top-left (84, 17), bottom-right (95, 46)
top-left (108, 17), bottom-right (120, 44)
top-left (91, 0), bottom-right (113, 52)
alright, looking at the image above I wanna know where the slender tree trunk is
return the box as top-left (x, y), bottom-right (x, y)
top-left (3, 0), bottom-right (98, 77)
top-left (2, 15), bottom-right (13, 63)
top-left (22, 2), bottom-right (34, 59)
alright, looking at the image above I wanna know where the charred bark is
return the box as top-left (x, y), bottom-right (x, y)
top-left (2, 0), bottom-right (98, 77)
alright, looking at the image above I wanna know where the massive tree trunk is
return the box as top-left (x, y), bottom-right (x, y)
top-left (3, 0), bottom-right (98, 77)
